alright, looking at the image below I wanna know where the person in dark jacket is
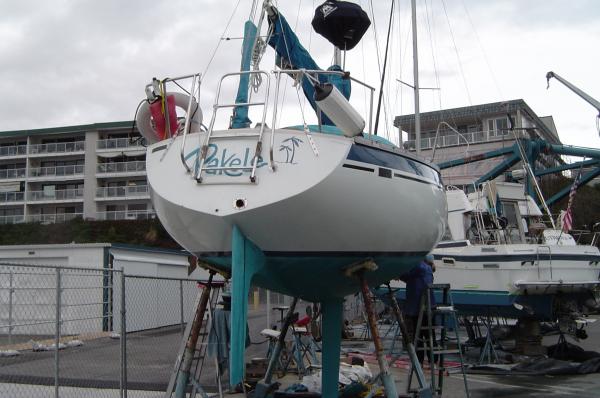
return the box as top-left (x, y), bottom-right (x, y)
top-left (400, 253), bottom-right (436, 364)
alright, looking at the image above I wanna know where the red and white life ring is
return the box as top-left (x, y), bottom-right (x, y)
top-left (136, 92), bottom-right (203, 144)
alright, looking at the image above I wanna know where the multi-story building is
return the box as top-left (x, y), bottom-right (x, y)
top-left (394, 99), bottom-right (563, 187)
top-left (0, 121), bottom-right (154, 225)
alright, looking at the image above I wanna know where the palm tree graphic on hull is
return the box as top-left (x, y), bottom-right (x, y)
top-left (279, 137), bottom-right (303, 164)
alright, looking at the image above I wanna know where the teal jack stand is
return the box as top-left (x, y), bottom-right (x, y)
top-left (229, 225), bottom-right (265, 388)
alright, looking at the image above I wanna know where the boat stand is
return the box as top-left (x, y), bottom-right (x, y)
top-left (478, 316), bottom-right (499, 365)
top-left (385, 284), bottom-right (432, 398)
top-left (343, 259), bottom-right (398, 398)
top-left (165, 271), bottom-right (224, 398)
top-left (253, 298), bottom-right (299, 398)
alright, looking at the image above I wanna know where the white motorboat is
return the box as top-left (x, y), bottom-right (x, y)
top-left (392, 181), bottom-right (600, 321)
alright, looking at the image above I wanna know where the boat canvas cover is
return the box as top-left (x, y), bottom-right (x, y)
top-left (311, 1), bottom-right (371, 50)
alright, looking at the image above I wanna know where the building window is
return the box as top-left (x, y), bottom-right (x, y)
top-left (488, 117), bottom-right (509, 137)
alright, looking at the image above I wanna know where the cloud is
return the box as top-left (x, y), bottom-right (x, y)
top-left (0, 0), bottom-right (598, 150)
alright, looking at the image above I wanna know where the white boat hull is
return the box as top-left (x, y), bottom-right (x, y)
top-left (146, 128), bottom-right (447, 299)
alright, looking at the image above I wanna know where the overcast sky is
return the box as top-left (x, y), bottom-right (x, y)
top-left (1, 0), bottom-right (599, 150)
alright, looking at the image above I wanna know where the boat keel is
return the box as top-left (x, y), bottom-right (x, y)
top-left (230, 225), bottom-right (266, 387)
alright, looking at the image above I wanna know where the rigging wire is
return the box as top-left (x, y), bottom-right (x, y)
top-left (368, 2), bottom-right (383, 120)
top-left (381, 0), bottom-right (398, 140)
top-left (277, 0), bottom-right (304, 128)
top-left (460, 0), bottom-right (503, 99)
top-left (201, 0), bottom-right (243, 80)
top-left (357, 0), bottom-right (370, 125)
top-left (440, 0), bottom-right (472, 105)
top-left (272, 0), bottom-right (310, 131)
top-left (369, 0), bottom-right (392, 138)
top-left (423, 0), bottom-right (442, 111)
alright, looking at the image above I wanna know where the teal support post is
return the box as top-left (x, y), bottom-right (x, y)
top-left (536, 159), bottom-right (600, 177)
top-left (474, 153), bottom-right (520, 187)
top-left (321, 299), bottom-right (343, 398)
top-left (230, 225), bottom-right (265, 387)
top-left (437, 146), bottom-right (514, 170)
top-left (525, 140), bottom-right (538, 199)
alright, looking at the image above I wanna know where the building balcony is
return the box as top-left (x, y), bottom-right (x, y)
top-left (405, 129), bottom-right (513, 151)
top-left (0, 168), bottom-right (26, 180)
top-left (0, 192), bottom-right (25, 203)
top-left (0, 145), bottom-right (27, 158)
top-left (96, 209), bottom-right (156, 221)
top-left (97, 161), bottom-right (146, 175)
top-left (29, 141), bottom-right (85, 156)
top-left (0, 215), bottom-right (25, 224)
top-left (28, 189), bottom-right (84, 202)
top-left (27, 213), bottom-right (83, 224)
top-left (96, 185), bottom-right (149, 200)
top-left (29, 164), bottom-right (85, 179)
top-left (97, 138), bottom-right (146, 150)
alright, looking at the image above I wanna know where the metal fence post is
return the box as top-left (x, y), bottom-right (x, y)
top-left (266, 289), bottom-right (271, 329)
top-left (8, 271), bottom-right (13, 345)
top-left (179, 279), bottom-right (184, 334)
top-left (54, 267), bottom-right (62, 398)
top-left (120, 270), bottom-right (127, 398)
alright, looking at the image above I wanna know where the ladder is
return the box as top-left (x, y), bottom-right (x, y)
top-left (165, 272), bottom-right (224, 398)
top-left (408, 284), bottom-right (470, 398)
top-left (195, 71), bottom-right (271, 184)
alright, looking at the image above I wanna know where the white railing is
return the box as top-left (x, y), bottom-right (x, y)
top-left (29, 141), bottom-right (85, 155)
top-left (0, 145), bottom-right (27, 157)
top-left (96, 210), bottom-right (156, 220)
top-left (0, 192), bottom-right (25, 202)
top-left (405, 129), bottom-right (512, 150)
top-left (28, 188), bottom-right (84, 201)
top-left (28, 213), bottom-right (83, 224)
top-left (97, 161), bottom-right (146, 174)
top-left (96, 185), bottom-right (149, 198)
top-left (29, 164), bottom-right (85, 177)
top-left (0, 168), bottom-right (26, 179)
top-left (0, 215), bottom-right (25, 224)
top-left (97, 138), bottom-right (146, 150)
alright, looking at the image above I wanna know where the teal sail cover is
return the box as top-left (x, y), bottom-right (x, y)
top-left (231, 21), bottom-right (258, 129)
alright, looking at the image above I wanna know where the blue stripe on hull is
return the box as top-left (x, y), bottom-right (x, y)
top-left (199, 253), bottom-right (427, 301)
top-left (433, 253), bottom-right (600, 263)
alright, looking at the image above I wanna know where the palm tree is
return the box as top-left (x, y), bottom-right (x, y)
top-left (279, 144), bottom-right (292, 163)
top-left (282, 137), bottom-right (303, 164)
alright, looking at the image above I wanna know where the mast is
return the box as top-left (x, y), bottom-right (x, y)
top-left (411, 0), bottom-right (421, 155)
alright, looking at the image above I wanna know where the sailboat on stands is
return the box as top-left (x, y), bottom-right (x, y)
top-left (136, 1), bottom-right (446, 393)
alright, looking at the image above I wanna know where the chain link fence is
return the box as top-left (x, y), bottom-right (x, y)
top-left (0, 263), bottom-right (203, 398)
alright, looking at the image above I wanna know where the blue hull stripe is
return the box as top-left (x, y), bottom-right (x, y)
top-left (433, 253), bottom-right (600, 263)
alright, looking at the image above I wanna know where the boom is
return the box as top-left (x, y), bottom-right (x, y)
top-left (546, 71), bottom-right (600, 116)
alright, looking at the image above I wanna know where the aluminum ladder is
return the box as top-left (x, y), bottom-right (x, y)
top-left (408, 283), bottom-right (470, 397)
top-left (165, 272), bottom-right (224, 398)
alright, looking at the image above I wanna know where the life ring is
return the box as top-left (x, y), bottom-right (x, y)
top-left (136, 92), bottom-right (203, 144)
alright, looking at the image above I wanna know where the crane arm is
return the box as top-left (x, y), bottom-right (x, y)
top-left (546, 71), bottom-right (600, 114)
